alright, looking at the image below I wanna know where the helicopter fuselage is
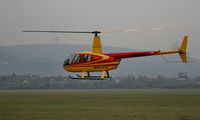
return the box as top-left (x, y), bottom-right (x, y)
top-left (63, 52), bottom-right (120, 72)
top-left (63, 51), bottom-right (161, 72)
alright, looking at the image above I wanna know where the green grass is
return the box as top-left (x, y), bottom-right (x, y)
top-left (0, 89), bottom-right (200, 120)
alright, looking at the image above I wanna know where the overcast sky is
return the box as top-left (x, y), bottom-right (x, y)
top-left (0, 0), bottom-right (200, 58)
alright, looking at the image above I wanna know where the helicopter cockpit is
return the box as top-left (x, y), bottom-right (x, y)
top-left (63, 54), bottom-right (91, 66)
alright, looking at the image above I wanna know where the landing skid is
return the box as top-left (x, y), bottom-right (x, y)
top-left (68, 71), bottom-right (111, 80)
top-left (68, 76), bottom-right (112, 80)
top-left (68, 72), bottom-right (112, 80)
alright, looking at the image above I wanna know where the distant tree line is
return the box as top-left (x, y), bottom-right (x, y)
top-left (0, 73), bottom-right (200, 90)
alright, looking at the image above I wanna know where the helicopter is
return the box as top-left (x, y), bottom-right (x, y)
top-left (23, 28), bottom-right (188, 80)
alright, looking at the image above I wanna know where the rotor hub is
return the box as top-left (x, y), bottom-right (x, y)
top-left (91, 31), bottom-right (101, 36)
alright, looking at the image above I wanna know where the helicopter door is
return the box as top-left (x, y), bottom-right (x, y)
top-left (83, 54), bottom-right (91, 62)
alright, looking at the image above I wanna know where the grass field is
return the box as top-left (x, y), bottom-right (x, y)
top-left (0, 89), bottom-right (200, 120)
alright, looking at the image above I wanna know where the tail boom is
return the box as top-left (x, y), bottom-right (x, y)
top-left (158, 50), bottom-right (179, 55)
top-left (104, 36), bottom-right (188, 63)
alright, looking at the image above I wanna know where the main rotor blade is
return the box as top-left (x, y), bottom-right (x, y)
top-left (23, 27), bottom-right (169, 34)
top-left (23, 30), bottom-right (95, 34)
top-left (101, 27), bottom-right (169, 33)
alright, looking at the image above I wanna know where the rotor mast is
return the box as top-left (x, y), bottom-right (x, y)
top-left (92, 32), bottom-right (102, 54)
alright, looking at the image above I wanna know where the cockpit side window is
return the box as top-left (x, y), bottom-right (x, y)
top-left (83, 54), bottom-right (91, 62)
top-left (71, 54), bottom-right (84, 63)
top-left (76, 54), bottom-right (83, 63)
top-left (72, 55), bottom-right (79, 63)
top-left (70, 54), bottom-right (91, 64)
top-left (68, 54), bottom-right (74, 64)
top-left (64, 54), bottom-right (74, 65)
top-left (63, 59), bottom-right (70, 65)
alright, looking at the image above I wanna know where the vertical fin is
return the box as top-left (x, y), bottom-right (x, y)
top-left (179, 36), bottom-right (188, 63)
top-left (92, 35), bottom-right (102, 54)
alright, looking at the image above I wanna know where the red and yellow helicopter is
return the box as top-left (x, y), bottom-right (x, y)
top-left (24, 28), bottom-right (188, 80)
